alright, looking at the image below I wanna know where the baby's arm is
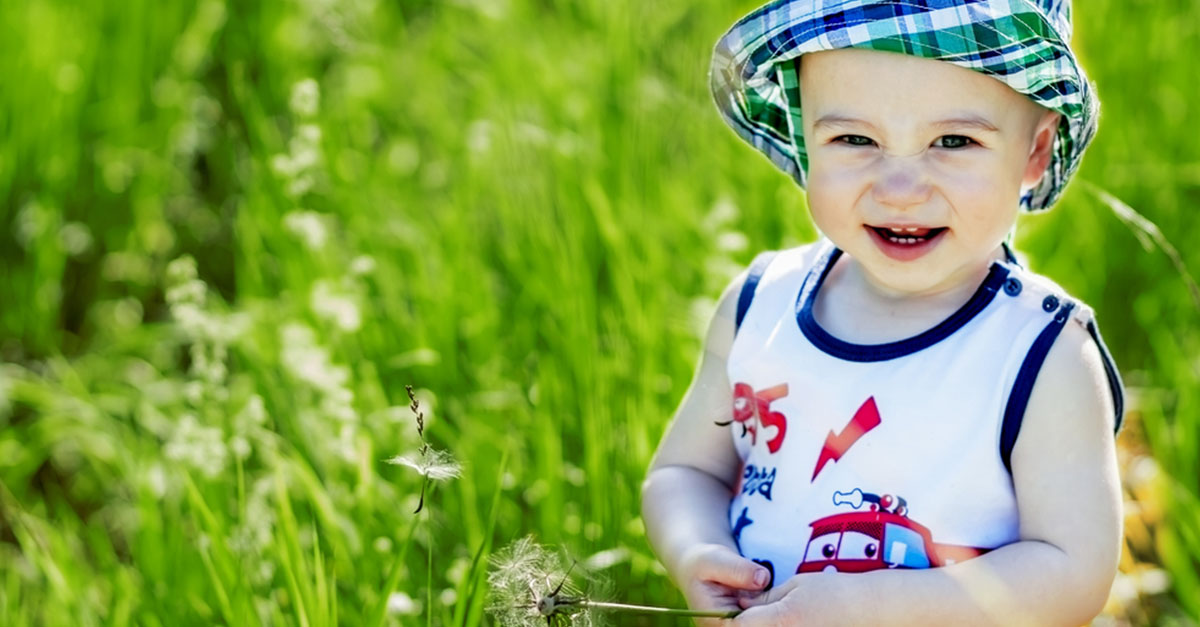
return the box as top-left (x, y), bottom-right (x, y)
top-left (642, 270), bottom-right (772, 620)
top-left (735, 320), bottom-right (1122, 626)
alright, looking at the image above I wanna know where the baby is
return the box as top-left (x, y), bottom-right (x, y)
top-left (642, 1), bottom-right (1125, 625)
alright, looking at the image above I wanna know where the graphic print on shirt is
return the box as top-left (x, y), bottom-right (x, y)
top-left (732, 506), bottom-right (754, 550)
top-left (720, 382), bottom-right (789, 453)
top-left (811, 396), bottom-right (882, 481)
top-left (740, 464), bottom-right (776, 500)
top-left (795, 488), bottom-right (988, 574)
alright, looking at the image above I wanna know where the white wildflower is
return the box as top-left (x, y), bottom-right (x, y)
top-left (386, 140), bottom-right (420, 176)
top-left (350, 255), bottom-right (375, 275)
top-left (717, 230), bottom-right (749, 253)
top-left (164, 414), bottom-right (228, 479)
top-left (14, 200), bottom-right (51, 249)
top-left (281, 324), bottom-right (347, 390)
top-left (145, 463), bottom-right (168, 498)
top-left (230, 436), bottom-right (251, 460)
top-left (280, 323), bottom-right (357, 427)
top-left (283, 210), bottom-right (328, 250)
top-left (290, 78), bottom-right (320, 118)
top-left (59, 222), bottom-right (93, 256)
top-left (447, 557), bottom-right (471, 585)
top-left (234, 394), bottom-right (268, 430)
top-left (311, 280), bottom-right (361, 332)
top-left (290, 124), bottom-right (322, 170)
top-left (467, 119), bottom-right (493, 155)
top-left (386, 591), bottom-right (420, 616)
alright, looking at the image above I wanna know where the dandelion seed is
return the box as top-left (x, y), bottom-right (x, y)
top-left (385, 448), bottom-right (462, 480)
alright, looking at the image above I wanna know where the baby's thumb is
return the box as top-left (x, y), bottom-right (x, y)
top-left (702, 549), bottom-right (771, 590)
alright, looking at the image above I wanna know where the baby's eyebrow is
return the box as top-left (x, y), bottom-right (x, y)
top-left (930, 115), bottom-right (1000, 133)
top-left (812, 114), bottom-right (1000, 133)
top-left (811, 115), bottom-right (876, 131)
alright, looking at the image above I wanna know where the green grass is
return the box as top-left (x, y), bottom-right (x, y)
top-left (1, 0), bottom-right (1198, 624)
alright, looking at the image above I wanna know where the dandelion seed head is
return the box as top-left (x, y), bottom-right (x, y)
top-left (487, 536), bottom-right (604, 627)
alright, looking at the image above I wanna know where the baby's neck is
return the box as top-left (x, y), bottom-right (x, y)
top-left (812, 250), bottom-right (1004, 345)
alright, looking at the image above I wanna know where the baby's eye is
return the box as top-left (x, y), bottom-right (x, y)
top-left (834, 135), bottom-right (875, 147)
top-left (935, 135), bottom-right (975, 149)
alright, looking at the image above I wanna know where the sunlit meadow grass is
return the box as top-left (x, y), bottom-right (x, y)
top-left (1, 0), bottom-right (1198, 625)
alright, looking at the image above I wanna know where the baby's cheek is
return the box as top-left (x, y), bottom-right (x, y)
top-left (806, 165), bottom-right (868, 208)
top-left (932, 156), bottom-right (1022, 202)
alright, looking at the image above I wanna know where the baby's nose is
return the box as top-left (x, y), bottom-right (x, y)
top-left (871, 155), bottom-right (933, 209)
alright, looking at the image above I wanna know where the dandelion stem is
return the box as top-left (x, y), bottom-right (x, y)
top-left (580, 600), bottom-right (741, 619)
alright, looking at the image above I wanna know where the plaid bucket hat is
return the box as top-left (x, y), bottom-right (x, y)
top-left (710, 0), bottom-right (1098, 211)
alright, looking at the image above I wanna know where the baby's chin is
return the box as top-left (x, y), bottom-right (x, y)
top-left (854, 256), bottom-right (995, 302)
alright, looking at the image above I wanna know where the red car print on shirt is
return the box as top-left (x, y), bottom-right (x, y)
top-left (796, 488), bottom-right (988, 574)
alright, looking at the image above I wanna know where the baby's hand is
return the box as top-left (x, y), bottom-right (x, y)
top-left (675, 543), bottom-right (771, 626)
top-left (733, 571), bottom-right (841, 626)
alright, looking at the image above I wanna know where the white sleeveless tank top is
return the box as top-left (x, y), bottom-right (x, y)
top-left (725, 240), bottom-right (1123, 588)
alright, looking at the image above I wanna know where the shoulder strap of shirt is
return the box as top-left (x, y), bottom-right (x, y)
top-left (999, 299), bottom-right (1126, 473)
top-left (735, 251), bottom-right (778, 334)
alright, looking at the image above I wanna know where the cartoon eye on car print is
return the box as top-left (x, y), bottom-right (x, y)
top-left (796, 488), bottom-right (987, 574)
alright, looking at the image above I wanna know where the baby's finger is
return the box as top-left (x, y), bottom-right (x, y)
top-left (737, 578), bottom-right (792, 609)
top-left (732, 601), bottom-right (791, 626)
top-left (695, 549), bottom-right (771, 590)
top-left (685, 583), bottom-right (745, 627)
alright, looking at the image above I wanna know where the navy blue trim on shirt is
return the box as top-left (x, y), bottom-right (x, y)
top-left (1000, 301), bottom-right (1076, 474)
top-left (736, 251), bottom-right (778, 333)
top-left (1086, 319), bottom-right (1126, 433)
top-left (794, 247), bottom-right (1011, 362)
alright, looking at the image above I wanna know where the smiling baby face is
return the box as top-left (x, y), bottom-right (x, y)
top-left (799, 48), bottom-right (1061, 298)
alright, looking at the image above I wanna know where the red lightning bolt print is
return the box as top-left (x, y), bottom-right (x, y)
top-left (811, 397), bottom-right (882, 481)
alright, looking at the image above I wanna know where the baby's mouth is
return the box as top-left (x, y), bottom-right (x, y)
top-left (868, 225), bottom-right (947, 245)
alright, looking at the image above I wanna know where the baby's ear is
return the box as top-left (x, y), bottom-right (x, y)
top-left (1021, 110), bottom-right (1061, 190)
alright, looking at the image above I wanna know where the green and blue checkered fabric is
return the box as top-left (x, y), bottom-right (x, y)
top-left (710, 0), bottom-right (1097, 211)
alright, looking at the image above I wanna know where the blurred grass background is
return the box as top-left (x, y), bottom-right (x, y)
top-left (0, 0), bottom-right (1197, 624)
